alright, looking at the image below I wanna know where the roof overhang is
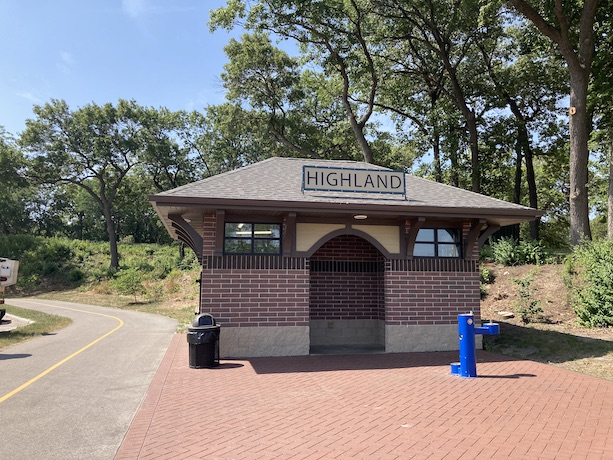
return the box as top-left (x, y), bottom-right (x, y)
top-left (150, 194), bottom-right (543, 245)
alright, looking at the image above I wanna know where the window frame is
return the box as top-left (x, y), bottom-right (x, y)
top-left (413, 228), bottom-right (462, 259)
top-left (223, 222), bottom-right (282, 255)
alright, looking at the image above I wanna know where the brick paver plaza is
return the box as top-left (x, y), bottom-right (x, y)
top-left (115, 334), bottom-right (613, 459)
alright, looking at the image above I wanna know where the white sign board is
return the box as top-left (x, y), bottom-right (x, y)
top-left (302, 166), bottom-right (406, 195)
top-left (0, 258), bottom-right (19, 287)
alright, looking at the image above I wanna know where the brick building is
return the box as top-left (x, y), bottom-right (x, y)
top-left (150, 157), bottom-right (540, 357)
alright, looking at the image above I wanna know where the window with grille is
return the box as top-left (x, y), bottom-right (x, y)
top-left (413, 228), bottom-right (461, 258)
top-left (224, 223), bottom-right (282, 255)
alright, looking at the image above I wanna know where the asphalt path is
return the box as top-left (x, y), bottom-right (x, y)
top-left (0, 298), bottom-right (178, 460)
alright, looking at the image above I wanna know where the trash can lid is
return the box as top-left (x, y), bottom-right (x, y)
top-left (193, 313), bottom-right (216, 327)
top-left (188, 325), bottom-right (220, 332)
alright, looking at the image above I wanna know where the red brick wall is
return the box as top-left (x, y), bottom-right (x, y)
top-left (309, 235), bottom-right (384, 320)
top-left (384, 271), bottom-right (480, 325)
top-left (202, 213), bottom-right (216, 256)
top-left (201, 268), bottom-right (310, 327)
top-left (199, 218), bottom-right (481, 329)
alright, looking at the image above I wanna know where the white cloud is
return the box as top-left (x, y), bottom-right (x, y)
top-left (122, 0), bottom-right (147, 18)
top-left (57, 51), bottom-right (75, 74)
top-left (17, 92), bottom-right (43, 104)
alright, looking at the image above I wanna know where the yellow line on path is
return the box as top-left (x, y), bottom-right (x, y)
top-left (0, 301), bottom-right (124, 404)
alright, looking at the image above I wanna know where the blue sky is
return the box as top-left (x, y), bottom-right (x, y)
top-left (0, 0), bottom-right (240, 136)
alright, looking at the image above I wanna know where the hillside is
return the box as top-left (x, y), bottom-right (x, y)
top-left (480, 263), bottom-right (613, 380)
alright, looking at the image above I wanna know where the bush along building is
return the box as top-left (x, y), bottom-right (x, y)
top-left (150, 157), bottom-right (541, 357)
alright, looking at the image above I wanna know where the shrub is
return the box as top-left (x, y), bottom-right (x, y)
top-left (490, 237), bottom-right (519, 265)
top-left (517, 240), bottom-right (546, 265)
top-left (479, 267), bottom-right (495, 299)
top-left (109, 268), bottom-right (145, 302)
top-left (511, 273), bottom-right (543, 324)
top-left (488, 237), bottom-right (547, 266)
top-left (67, 268), bottom-right (85, 282)
top-left (571, 240), bottom-right (613, 327)
top-left (480, 267), bottom-right (494, 284)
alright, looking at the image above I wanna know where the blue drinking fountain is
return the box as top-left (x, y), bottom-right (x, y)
top-left (450, 313), bottom-right (499, 378)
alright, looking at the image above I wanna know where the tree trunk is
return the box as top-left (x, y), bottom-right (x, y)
top-left (440, 53), bottom-right (480, 192)
top-left (507, 95), bottom-right (540, 240)
top-left (524, 144), bottom-right (540, 240)
top-left (608, 140), bottom-right (613, 238)
top-left (102, 204), bottom-right (120, 270)
top-left (568, 69), bottom-right (592, 244)
top-left (449, 143), bottom-right (459, 188)
top-left (513, 139), bottom-right (523, 205)
top-left (467, 112), bottom-right (480, 193)
top-left (432, 127), bottom-right (442, 182)
top-left (506, 0), bottom-right (598, 245)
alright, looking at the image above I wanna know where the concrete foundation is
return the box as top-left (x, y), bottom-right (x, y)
top-left (220, 326), bottom-right (310, 358)
top-left (310, 319), bottom-right (384, 346)
top-left (385, 324), bottom-right (481, 352)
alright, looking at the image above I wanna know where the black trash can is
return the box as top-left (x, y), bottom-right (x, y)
top-left (187, 314), bottom-right (220, 368)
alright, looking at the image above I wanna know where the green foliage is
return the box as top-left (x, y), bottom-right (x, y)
top-left (511, 273), bottom-right (543, 324)
top-left (490, 237), bottom-right (519, 265)
top-left (480, 267), bottom-right (495, 284)
top-left (480, 266), bottom-right (495, 298)
top-left (0, 130), bottom-right (33, 234)
top-left (518, 240), bottom-right (547, 265)
top-left (0, 235), bottom-right (199, 295)
top-left (110, 268), bottom-right (145, 302)
top-left (571, 240), bottom-right (613, 327)
top-left (488, 237), bottom-right (548, 265)
top-left (0, 235), bottom-right (79, 289)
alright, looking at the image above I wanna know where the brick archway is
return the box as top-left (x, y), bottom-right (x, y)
top-left (309, 234), bottom-right (385, 352)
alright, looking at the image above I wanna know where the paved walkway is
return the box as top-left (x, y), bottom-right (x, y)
top-left (116, 335), bottom-right (613, 459)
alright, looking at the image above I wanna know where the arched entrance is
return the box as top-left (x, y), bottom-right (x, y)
top-left (309, 234), bottom-right (385, 353)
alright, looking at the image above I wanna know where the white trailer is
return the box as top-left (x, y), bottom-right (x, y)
top-left (0, 258), bottom-right (19, 318)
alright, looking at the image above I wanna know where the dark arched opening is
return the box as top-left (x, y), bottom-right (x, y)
top-left (309, 234), bottom-right (385, 354)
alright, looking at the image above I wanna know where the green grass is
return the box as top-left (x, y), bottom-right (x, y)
top-left (0, 304), bottom-right (72, 350)
top-left (484, 321), bottom-right (613, 380)
top-left (35, 290), bottom-right (198, 331)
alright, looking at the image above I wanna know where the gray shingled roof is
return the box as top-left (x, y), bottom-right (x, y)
top-left (153, 157), bottom-right (539, 217)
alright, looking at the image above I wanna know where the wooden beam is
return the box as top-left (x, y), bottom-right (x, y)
top-left (463, 219), bottom-right (486, 260)
top-left (478, 224), bottom-right (501, 247)
top-left (283, 212), bottom-right (296, 256)
top-left (169, 214), bottom-right (203, 262)
top-left (405, 217), bottom-right (426, 259)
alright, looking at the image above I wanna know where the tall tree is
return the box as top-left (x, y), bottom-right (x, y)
top-left (211, 0), bottom-right (383, 164)
top-left (196, 103), bottom-right (279, 173)
top-left (507, 0), bottom-right (600, 244)
top-left (0, 128), bottom-right (32, 234)
top-left (373, 0), bottom-right (493, 192)
top-left (478, 20), bottom-right (567, 239)
top-left (20, 99), bottom-right (147, 269)
top-left (587, 0), bottom-right (613, 236)
top-left (139, 108), bottom-right (200, 192)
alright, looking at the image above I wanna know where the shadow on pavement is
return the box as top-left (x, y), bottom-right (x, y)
top-left (0, 353), bottom-right (32, 360)
top-left (245, 350), bottom-right (520, 374)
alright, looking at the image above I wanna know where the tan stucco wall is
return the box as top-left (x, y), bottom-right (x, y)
top-left (296, 223), bottom-right (345, 252)
top-left (352, 225), bottom-right (400, 254)
top-left (296, 222), bottom-right (401, 254)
